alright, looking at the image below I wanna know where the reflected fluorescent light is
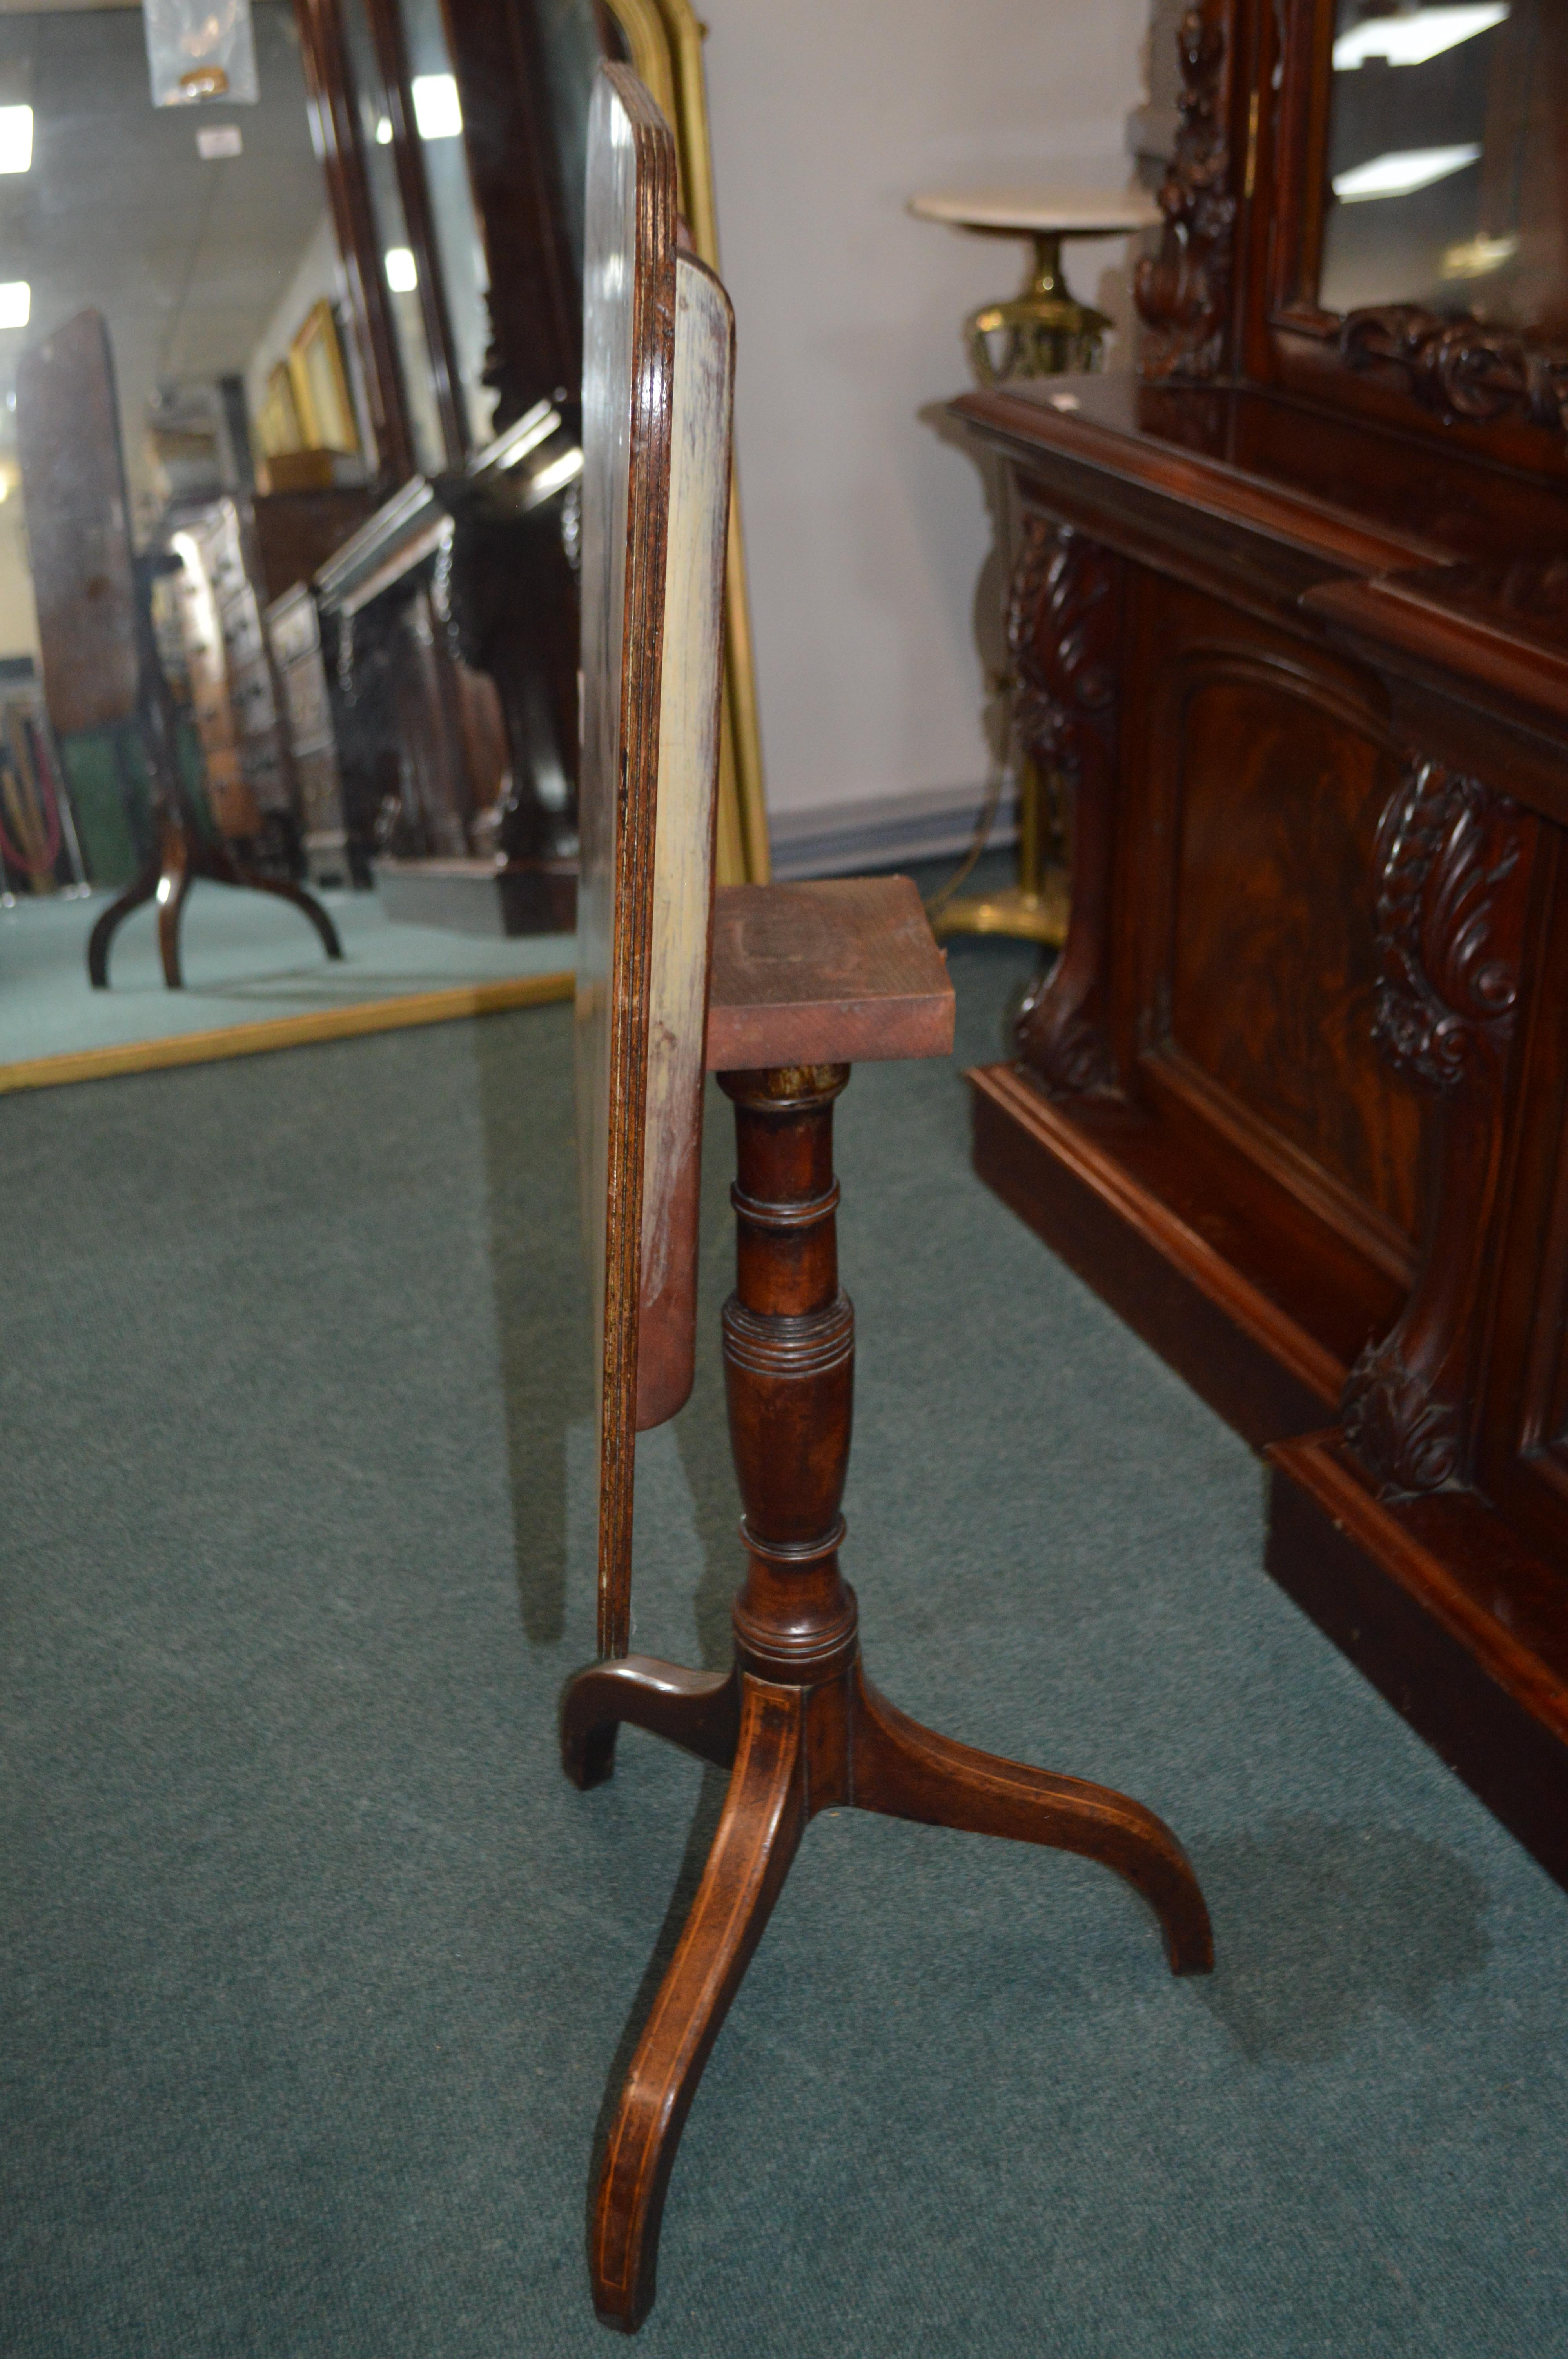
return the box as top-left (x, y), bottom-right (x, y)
top-left (1334, 5), bottom-right (1508, 69)
top-left (375, 115), bottom-right (392, 145)
top-left (0, 282), bottom-right (30, 329)
top-left (196, 124), bottom-right (242, 160)
top-left (0, 105), bottom-right (32, 175)
top-left (410, 73), bottom-right (462, 140)
top-left (1333, 144), bottom-right (1481, 202)
top-left (385, 246), bottom-right (418, 292)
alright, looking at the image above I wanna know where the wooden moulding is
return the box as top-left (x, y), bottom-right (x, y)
top-left (1267, 1430), bottom-right (1568, 1892)
top-left (0, 973), bottom-right (575, 1097)
top-left (704, 877), bottom-right (954, 1073)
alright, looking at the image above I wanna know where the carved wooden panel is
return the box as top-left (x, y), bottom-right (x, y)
top-left (1481, 831), bottom-right (1568, 1552)
top-left (1010, 514), bottom-right (1123, 1095)
top-left (1340, 758), bottom-right (1536, 1495)
top-left (1139, 598), bottom-right (1423, 1253)
top-left (1134, 0), bottom-right (1236, 383)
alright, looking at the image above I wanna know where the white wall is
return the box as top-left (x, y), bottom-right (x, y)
top-left (701, 0), bottom-right (1151, 826)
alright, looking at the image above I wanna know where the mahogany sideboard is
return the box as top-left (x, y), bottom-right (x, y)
top-left (956, 0), bottom-right (1568, 1890)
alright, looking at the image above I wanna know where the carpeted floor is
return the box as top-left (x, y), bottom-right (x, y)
top-left (3, 910), bottom-right (1566, 2357)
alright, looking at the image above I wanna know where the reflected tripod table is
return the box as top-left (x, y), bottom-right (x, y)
top-left (566, 68), bottom-right (1212, 2332)
top-left (14, 306), bottom-right (343, 992)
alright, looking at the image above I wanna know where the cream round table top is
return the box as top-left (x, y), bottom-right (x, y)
top-left (908, 187), bottom-right (1160, 236)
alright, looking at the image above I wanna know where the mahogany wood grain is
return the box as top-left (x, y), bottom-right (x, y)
top-left (587, 1675), bottom-right (807, 2333)
top-left (575, 65), bottom-right (677, 1657)
top-left (704, 877), bottom-right (955, 1072)
top-left (1122, 572), bottom-right (1425, 1256)
top-left (1307, 567), bottom-right (1568, 765)
top-left (563, 67), bottom-right (1214, 2331)
top-left (562, 1658), bottom-right (739, 1788)
top-left (849, 1672), bottom-right (1212, 1977)
top-left (563, 1057), bottom-right (1212, 2330)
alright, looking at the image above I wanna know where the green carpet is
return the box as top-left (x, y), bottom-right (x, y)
top-left (0, 885), bottom-right (571, 1067)
top-left (2, 912), bottom-right (1566, 2356)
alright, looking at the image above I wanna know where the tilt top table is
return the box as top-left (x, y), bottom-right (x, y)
top-left (564, 64), bottom-right (1214, 2334)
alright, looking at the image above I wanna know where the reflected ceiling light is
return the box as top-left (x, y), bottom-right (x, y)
top-left (0, 106), bottom-right (32, 174)
top-left (385, 246), bottom-right (418, 292)
top-left (410, 73), bottom-right (462, 140)
top-left (1333, 144), bottom-right (1481, 202)
top-left (375, 115), bottom-right (392, 145)
top-left (196, 124), bottom-right (242, 159)
top-left (1334, 4), bottom-right (1508, 69)
top-left (0, 282), bottom-right (30, 329)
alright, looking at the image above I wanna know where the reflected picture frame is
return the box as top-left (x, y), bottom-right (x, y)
top-left (257, 361), bottom-right (304, 457)
top-left (288, 298), bottom-right (360, 455)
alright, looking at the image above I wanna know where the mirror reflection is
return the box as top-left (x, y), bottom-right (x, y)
top-left (0, 0), bottom-right (646, 1085)
top-left (0, 0), bottom-right (763, 1090)
top-left (1319, 0), bottom-right (1568, 333)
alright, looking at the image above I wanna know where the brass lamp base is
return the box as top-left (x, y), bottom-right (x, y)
top-left (928, 870), bottom-right (1068, 948)
top-left (967, 233), bottom-right (1111, 387)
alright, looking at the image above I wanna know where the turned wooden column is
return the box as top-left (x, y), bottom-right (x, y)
top-left (565, 1048), bottom-right (1211, 2337)
top-left (719, 1063), bottom-right (860, 1689)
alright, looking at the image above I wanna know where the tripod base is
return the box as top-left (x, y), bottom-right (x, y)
top-left (563, 1637), bottom-right (1211, 2332)
top-left (88, 808), bottom-right (344, 990)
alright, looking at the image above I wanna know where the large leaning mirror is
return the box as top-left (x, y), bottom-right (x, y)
top-left (0, 0), bottom-right (765, 1096)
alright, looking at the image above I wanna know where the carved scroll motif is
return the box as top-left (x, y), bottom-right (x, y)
top-left (1134, 1), bottom-right (1235, 383)
top-left (1341, 758), bottom-right (1534, 1495)
top-left (1368, 758), bottom-right (1527, 1090)
top-left (1341, 307), bottom-right (1568, 443)
top-left (1010, 514), bottom-right (1122, 1096)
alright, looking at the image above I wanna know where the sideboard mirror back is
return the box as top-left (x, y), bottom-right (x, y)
top-left (1144, 0), bottom-right (1568, 482)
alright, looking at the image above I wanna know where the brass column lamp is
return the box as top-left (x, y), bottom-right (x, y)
top-left (909, 188), bottom-right (1157, 947)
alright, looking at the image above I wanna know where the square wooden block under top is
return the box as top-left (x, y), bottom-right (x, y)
top-left (704, 876), bottom-right (955, 1073)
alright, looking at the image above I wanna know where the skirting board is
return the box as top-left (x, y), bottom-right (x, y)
top-left (768, 783), bottom-right (1015, 881)
top-left (0, 971), bottom-right (574, 1096)
top-left (1267, 1429), bottom-right (1568, 1894)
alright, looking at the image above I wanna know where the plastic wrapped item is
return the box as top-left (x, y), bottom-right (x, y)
top-left (143, 0), bottom-right (259, 108)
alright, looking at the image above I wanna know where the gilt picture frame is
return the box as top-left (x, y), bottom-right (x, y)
top-left (288, 298), bottom-right (359, 456)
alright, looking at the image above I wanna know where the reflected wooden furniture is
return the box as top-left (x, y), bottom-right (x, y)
top-left (291, 0), bottom-right (770, 890)
top-left (310, 405), bottom-right (582, 929)
top-left (16, 309), bottom-right (344, 991)
top-left (563, 68), bottom-right (1213, 2334)
top-left (169, 500), bottom-right (298, 864)
top-left (957, 0), bottom-right (1568, 1890)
